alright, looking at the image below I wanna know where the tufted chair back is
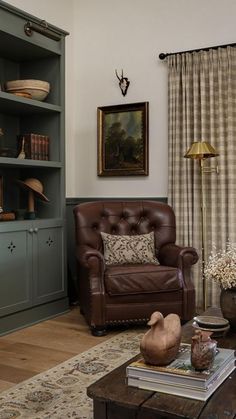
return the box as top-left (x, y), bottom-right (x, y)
top-left (73, 200), bottom-right (198, 336)
top-left (74, 200), bottom-right (176, 254)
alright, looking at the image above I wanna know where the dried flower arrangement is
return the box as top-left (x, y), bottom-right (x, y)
top-left (205, 243), bottom-right (236, 290)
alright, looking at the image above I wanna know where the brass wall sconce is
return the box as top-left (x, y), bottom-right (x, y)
top-left (115, 69), bottom-right (130, 96)
top-left (184, 141), bottom-right (219, 310)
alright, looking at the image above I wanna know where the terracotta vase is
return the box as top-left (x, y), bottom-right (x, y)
top-left (220, 288), bottom-right (236, 331)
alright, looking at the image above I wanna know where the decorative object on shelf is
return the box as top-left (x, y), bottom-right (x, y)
top-left (16, 177), bottom-right (49, 220)
top-left (191, 329), bottom-right (217, 371)
top-left (115, 69), bottom-right (130, 96)
top-left (5, 79), bottom-right (50, 101)
top-left (0, 148), bottom-right (15, 157)
top-left (0, 212), bottom-right (15, 221)
top-left (184, 141), bottom-right (219, 310)
top-left (205, 242), bottom-right (236, 330)
top-left (17, 137), bottom-right (26, 159)
top-left (140, 311), bottom-right (181, 366)
top-left (97, 102), bottom-right (149, 176)
top-left (220, 288), bottom-right (236, 331)
top-left (0, 128), bottom-right (14, 157)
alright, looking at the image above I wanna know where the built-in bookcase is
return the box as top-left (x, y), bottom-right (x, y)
top-left (0, 0), bottom-right (69, 335)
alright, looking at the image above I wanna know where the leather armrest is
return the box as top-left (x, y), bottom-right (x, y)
top-left (76, 244), bottom-right (105, 268)
top-left (75, 244), bottom-right (105, 294)
top-left (158, 243), bottom-right (199, 269)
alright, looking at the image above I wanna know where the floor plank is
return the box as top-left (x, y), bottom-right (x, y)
top-left (0, 306), bottom-right (119, 392)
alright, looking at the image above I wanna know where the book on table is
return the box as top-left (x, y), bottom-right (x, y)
top-left (126, 343), bottom-right (235, 397)
top-left (127, 359), bottom-right (235, 401)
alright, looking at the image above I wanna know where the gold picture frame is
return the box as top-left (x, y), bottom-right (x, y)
top-left (97, 102), bottom-right (149, 176)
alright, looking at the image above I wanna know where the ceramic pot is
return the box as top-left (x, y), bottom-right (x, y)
top-left (220, 288), bottom-right (236, 331)
top-left (191, 330), bottom-right (217, 371)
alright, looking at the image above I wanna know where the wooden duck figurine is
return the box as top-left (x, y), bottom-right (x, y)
top-left (140, 311), bottom-right (181, 365)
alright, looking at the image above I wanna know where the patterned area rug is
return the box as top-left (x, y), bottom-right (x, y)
top-left (0, 329), bottom-right (145, 419)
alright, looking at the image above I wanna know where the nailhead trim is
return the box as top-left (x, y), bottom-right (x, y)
top-left (105, 318), bottom-right (148, 325)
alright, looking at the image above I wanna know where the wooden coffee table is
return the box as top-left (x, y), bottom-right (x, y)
top-left (87, 308), bottom-right (236, 419)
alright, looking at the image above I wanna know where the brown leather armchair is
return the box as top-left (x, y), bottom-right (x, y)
top-left (73, 200), bottom-right (198, 336)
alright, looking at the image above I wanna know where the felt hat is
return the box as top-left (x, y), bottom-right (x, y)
top-left (16, 178), bottom-right (49, 202)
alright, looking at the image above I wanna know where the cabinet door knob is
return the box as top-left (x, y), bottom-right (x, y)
top-left (34, 228), bottom-right (38, 233)
top-left (29, 228), bottom-right (34, 233)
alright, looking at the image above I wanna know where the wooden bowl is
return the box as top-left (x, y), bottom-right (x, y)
top-left (5, 79), bottom-right (50, 101)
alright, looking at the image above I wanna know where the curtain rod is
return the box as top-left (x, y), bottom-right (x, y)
top-left (159, 42), bottom-right (236, 60)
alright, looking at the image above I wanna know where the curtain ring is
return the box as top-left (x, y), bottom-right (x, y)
top-left (40, 20), bottom-right (48, 29)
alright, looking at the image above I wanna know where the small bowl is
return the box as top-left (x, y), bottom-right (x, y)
top-left (193, 315), bottom-right (229, 329)
top-left (5, 79), bottom-right (50, 101)
top-left (192, 321), bottom-right (230, 337)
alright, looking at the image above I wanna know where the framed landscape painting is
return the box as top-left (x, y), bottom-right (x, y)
top-left (97, 102), bottom-right (149, 176)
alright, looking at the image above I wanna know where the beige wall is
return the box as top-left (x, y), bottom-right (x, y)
top-left (6, 0), bottom-right (236, 197)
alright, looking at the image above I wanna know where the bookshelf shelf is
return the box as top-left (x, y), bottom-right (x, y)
top-left (0, 157), bottom-right (62, 168)
top-left (0, 0), bottom-right (69, 335)
top-left (0, 92), bottom-right (62, 114)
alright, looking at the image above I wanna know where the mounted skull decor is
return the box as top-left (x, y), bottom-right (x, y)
top-left (115, 69), bottom-right (130, 96)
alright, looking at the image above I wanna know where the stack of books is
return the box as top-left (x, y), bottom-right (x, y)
top-left (18, 134), bottom-right (50, 160)
top-left (126, 343), bottom-right (235, 401)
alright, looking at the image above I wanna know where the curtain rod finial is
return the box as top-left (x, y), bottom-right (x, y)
top-left (159, 53), bottom-right (167, 60)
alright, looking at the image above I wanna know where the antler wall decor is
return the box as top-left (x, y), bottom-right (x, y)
top-left (115, 69), bottom-right (130, 96)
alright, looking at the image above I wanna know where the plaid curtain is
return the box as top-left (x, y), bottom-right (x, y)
top-left (167, 47), bottom-right (236, 310)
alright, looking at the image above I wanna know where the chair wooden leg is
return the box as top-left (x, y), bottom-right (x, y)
top-left (91, 326), bottom-right (107, 336)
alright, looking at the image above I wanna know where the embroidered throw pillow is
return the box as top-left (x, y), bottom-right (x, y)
top-left (101, 231), bottom-right (159, 265)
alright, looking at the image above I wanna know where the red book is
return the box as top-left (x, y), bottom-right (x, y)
top-left (45, 136), bottom-right (50, 160)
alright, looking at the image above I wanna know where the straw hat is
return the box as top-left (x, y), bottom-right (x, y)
top-left (16, 178), bottom-right (49, 202)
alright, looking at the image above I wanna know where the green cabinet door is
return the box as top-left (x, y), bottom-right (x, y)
top-left (0, 224), bottom-right (32, 317)
top-left (32, 223), bottom-right (65, 305)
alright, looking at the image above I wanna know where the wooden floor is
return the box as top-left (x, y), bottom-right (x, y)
top-left (0, 306), bottom-right (120, 392)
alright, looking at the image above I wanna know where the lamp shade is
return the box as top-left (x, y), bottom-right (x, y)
top-left (184, 141), bottom-right (219, 159)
